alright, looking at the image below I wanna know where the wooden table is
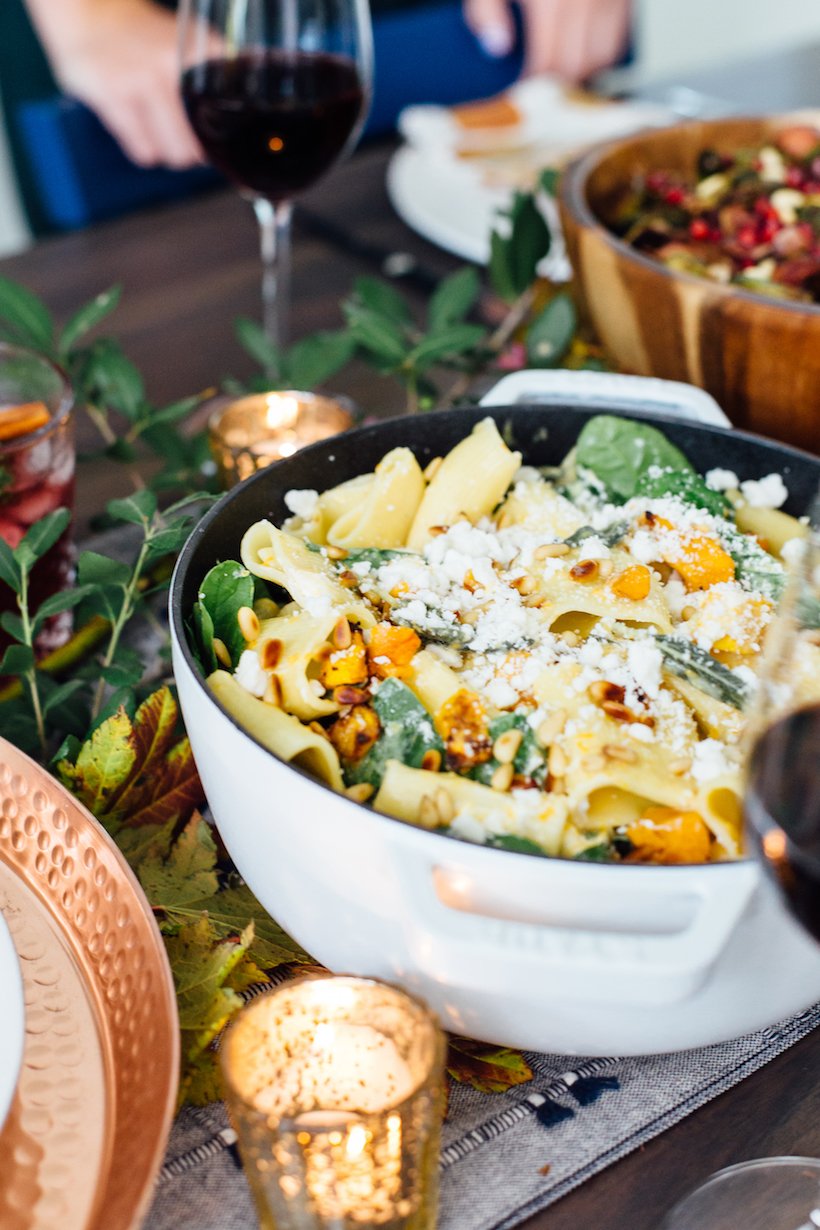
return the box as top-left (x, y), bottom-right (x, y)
top-left (2, 138), bottom-right (819, 1230)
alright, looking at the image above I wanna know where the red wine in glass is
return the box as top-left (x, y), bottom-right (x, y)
top-left (181, 51), bottom-right (365, 200)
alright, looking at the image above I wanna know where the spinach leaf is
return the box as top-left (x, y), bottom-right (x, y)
top-left (485, 834), bottom-right (548, 857)
top-left (345, 678), bottom-right (444, 790)
top-left (188, 602), bottom-right (218, 676)
top-left (198, 560), bottom-right (255, 667)
top-left (575, 415), bottom-right (694, 503)
top-left (573, 841), bottom-right (614, 862)
top-left (635, 469), bottom-right (731, 518)
top-left (470, 713), bottom-right (547, 786)
top-left (656, 634), bottom-right (751, 710)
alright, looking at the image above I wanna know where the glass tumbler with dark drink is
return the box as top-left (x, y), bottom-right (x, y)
top-left (179, 0), bottom-right (372, 349)
top-left (0, 345), bottom-right (75, 656)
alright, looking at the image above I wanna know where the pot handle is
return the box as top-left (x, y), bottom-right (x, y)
top-left (479, 369), bottom-right (731, 427)
top-left (390, 847), bottom-right (758, 1005)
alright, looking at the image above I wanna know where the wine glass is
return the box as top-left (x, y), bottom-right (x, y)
top-left (663, 495), bottom-right (820, 1230)
top-left (179, 0), bottom-right (373, 349)
top-left (745, 496), bottom-right (820, 939)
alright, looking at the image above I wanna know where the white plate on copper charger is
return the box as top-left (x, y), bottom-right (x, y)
top-left (0, 910), bottom-right (24, 1129)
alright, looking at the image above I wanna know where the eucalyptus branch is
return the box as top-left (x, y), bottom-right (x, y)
top-left (91, 536), bottom-right (151, 721)
top-left (17, 569), bottom-right (46, 752)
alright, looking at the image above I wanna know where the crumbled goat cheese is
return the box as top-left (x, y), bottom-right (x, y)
top-left (284, 488), bottom-right (320, 519)
top-left (780, 537), bottom-right (806, 567)
top-left (235, 649), bottom-right (268, 698)
top-left (706, 468), bottom-right (739, 492)
top-left (739, 474), bottom-right (788, 509)
top-left (691, 739), bottom-right (731, 783)
top-left (576, 535), bottom-right (611, 560)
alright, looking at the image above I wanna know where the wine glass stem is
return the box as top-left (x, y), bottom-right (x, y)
top-left (253, 197), bottom-right (293, 355)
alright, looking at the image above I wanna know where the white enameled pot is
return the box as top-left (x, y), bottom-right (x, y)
top-left (170, 395), bottom-right (820, 1055)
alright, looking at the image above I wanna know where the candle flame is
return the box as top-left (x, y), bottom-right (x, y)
top-left (265, 393), bottom-right (300, 430)
top-left (345, 1124), bottom-right (368, 1160)
top-left (386, 1114), bottom-right (402, 1159)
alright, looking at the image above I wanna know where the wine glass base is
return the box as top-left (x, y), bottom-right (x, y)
top-left (663, 1157), bottom-right (820, 1230)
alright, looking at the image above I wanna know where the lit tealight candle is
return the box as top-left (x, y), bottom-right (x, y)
top-left (208, 391), bottom-right (354, 487)
top-left (221, 976), bottom-right (445, 1230)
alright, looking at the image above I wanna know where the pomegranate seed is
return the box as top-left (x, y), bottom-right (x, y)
top-left (759, 218), bottom-right (780, 242)
top-left (737, 225), bottom-right (758, 249)
top-left (710, 227), bottom-right (723, 243)
top-left (689, 217), bottom-right (710, 241)
top-left (786, 166), bottom-right (806, 189)
top-left (665, 186), bottom-right (684, 206)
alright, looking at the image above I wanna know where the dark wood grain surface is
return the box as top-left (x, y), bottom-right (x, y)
top-left (2, 136), bottom-right (819, 1230)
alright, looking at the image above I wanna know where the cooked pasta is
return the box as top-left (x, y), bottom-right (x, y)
top-left (190, 414), bottom-right (819, 866)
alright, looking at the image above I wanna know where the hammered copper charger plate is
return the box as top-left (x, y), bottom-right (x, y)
top-left (0, 738), bottom-right (179, 1230)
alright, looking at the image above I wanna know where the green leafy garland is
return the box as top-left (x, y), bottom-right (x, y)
top-left (0, 177), bottom-right (602, 1102)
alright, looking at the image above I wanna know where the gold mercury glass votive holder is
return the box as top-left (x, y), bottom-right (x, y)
top-left (220, 975), bottom-right (446, 1230)
top-left (208, 391), bottom-right (354, 488)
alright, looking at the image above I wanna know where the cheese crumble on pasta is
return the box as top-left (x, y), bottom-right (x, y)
top-left (193, 415), bottom-right (817, 866)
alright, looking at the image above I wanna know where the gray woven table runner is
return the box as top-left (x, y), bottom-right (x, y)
top-left (146, 1003), bottom-right (820, 1230)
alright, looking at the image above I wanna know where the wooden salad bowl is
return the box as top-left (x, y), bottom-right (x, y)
top-left (559, 116), bottom-right (820, 453)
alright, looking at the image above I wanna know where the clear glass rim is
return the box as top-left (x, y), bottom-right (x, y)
top-left (0, 342), bottom-right (74, 452)
top-left (220, 972), bottom-right (446, 1118)
top-left (665, 1156), bottom-right (820, 1223)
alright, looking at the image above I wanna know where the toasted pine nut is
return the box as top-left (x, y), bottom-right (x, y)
top-left (602, 700), bottom-right (633, 723)
top-left (332, 616), bottom-right (352, 650)
top-left (806, 630), bottom-right (820, 647)
top-left (261, 638), bottom-right (282, 670)
top-left (569, 560), bottom-right (599, 582)
top-left (435, 787), bottom-right (455, 823)
top-left (603, 744), bottom-right (638, 764)
top-left (333, 685), bottom-right (369, 706)
top-left (559, 630), bottom-right (580, 647)
top-left (237, 605), bottom-right (260, 642)
top-left (669, 756), bottom-right (692, 776)
top-left (265, 674), bottom-right (283, 707)
top-left (589, 680), bottom-right (626, 705)
top-left (309, 721), bottom-right (329, 739)
top-left (536, 709), bottom-right (566, 746)
top-left (511, 574), bottom-right (537, 596)
top-left (596, 559), bottom-right (614, 580)
top-left (253, 597), bottom-right (279, 621)
top-left (681, 605), bottom-right (698, 621)
top-left (418, 795), bottom-right (441, 829)
top-left (493, 729), bottom-right (523, 764)
top-left (424, 456), bottom-right (443, 482)
top-left (346, 782), bottom-right (374, 803)
top-left (490, 762), bottom-right (514, 792)
top-left (338, 570), bottom-right (359, 587)
top-left (582, 754), bottom-right (606, 772)
top-left (548, 744), bottom-right (567, 777)
top-left (213, 637), bottom-right (231, 668)
top-left (534, 541), bottom-right (570, 559)
top-left (325, 544), bottom-right (348, 560)
top-left (421, 748), bottom-right (442, 772)
top-left (523, 594), bottom-right (548, 608)
top-left (429, 525), bottom-right (449, 537)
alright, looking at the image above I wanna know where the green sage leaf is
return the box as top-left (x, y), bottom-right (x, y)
top-left (0, 277), bottom-right (54, 351)
top-left (58, 285), bottom-right (122, 355)
top-left (526, 293), bottom-right (577, 368)
top-left (352, 276), bottom-right (413, 324)
top-left (427, 267), bottom-right (480, 332)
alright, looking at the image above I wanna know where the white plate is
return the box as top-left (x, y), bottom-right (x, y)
top-left (0, 910), bottom-right (25, 1129)
top-left (387, 84), bottom-right (673, 276)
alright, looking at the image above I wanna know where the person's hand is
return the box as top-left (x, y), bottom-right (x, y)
top-left (27, 0), bottom-right (202, 168)
top-left (463, 0), bottom-right (632, 82)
